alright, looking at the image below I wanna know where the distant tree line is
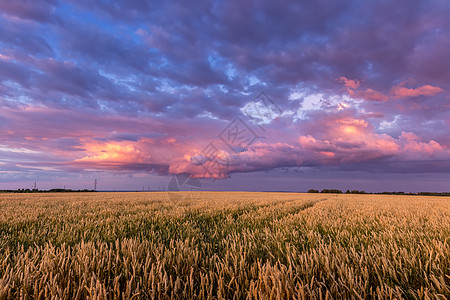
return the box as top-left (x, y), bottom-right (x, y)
top-left (0, 189), bottom-right (96, 193)
top-left (308, 189), bottom-right (344, 194)
top-left (308, 189), bottom-right (450, 196)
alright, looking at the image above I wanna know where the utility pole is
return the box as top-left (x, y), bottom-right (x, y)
top-left (94, 179), bottom-right (97, 191)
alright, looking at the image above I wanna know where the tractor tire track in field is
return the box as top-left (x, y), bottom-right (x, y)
top-left (295, 196), bottom-right (332, 212)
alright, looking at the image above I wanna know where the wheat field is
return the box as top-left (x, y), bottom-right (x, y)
top-left (0, 192), bottom-right (449, 299)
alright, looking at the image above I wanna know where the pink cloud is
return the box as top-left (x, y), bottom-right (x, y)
top-left (398, 132), bottom-right (445, 159)
top-left (296, 116), bottom-right (449, 166)
top-left (1, 93), bottom-right (449, 180)
top-left (169, 116), bottom-right (450, 178)
top-left (391, 84), bottom-right (444, 98)
top-left (338, 76), bottom-right (360, 89)
top-left (351, 88), bottom-right (388, 101)
top-left (339, 77), bottom-right (388, 101)
top-left (75, 142), bottom-right (150, 164)
top-left (0, 53), bottom-right (11, 61)
top-left (338, 77), bottom-right (444, 102)
top-left (298, 117), bottom-right (401, 163)
top-left (169, 142), bottom-right (305, 178)
top-left (169, 119), bottom-right (450, 178)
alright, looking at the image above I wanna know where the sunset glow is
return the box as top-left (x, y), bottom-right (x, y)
top-left (0, 0), bottom-right (449, 191)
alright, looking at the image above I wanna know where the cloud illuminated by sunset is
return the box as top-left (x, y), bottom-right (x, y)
top-left (0, 0), bottom-right (449, 191)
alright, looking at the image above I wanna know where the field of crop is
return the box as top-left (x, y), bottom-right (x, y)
top-left (0, 192), bottom-right (449, 299)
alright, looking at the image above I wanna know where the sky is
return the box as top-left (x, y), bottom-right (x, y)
top-left (0, 0), bottom-right (449, 192)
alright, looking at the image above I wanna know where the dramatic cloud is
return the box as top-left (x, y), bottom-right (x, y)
top-left (1, 0), bottom-right (449, 191)
top-left (392, 84), bottom-right (444, 98)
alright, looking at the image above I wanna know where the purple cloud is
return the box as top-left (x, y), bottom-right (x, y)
top-left (0, 0), bottom-right (449, 191)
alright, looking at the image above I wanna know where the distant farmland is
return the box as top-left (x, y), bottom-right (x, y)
top-left (0, 192), bottom-right (449, 299)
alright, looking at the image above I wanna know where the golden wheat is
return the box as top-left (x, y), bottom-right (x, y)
top-left (0, 192), bottom-right (449, 299)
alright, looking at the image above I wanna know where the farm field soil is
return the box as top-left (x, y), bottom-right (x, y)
top-left (0, 192), bottom-right (449, 299)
